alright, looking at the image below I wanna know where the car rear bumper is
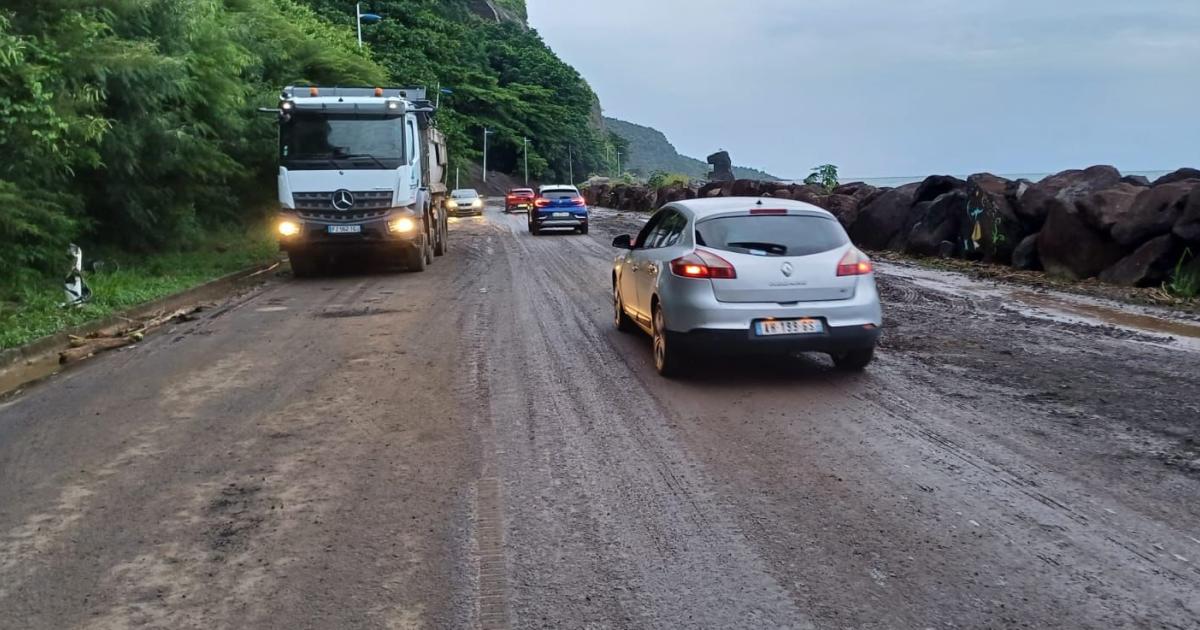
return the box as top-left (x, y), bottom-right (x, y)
top-left (671, 323), bottom-right (880, 355)
top-left (660, 275), bottom-right (883, 332)
top-left (532, 211), bottom-right (588, 228)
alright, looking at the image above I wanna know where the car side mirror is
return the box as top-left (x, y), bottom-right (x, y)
top-left (612, 234), bottom-right (633, 249)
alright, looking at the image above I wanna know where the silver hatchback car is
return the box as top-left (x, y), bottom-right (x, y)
top-left (612, 197), bottom-right (883, 376)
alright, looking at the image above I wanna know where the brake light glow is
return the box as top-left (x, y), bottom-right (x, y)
top-left (837, 249), bottom-right (873, 276)
top-left (571, 196), bottom-right (586, 206)
top-left (749, 208), bottom-right (788, 215)
top-left (670, 249), bottom-right (737, 279)
top-left (535, 198), bottom-right (551, 208)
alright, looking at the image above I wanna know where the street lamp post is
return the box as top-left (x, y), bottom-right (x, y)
top-left (356, 3), bottom-right (382, 48)
top-left (568, 145), bottom-right (574, 185)
top-left (616, 151), bottom-right (622, 177)
top-left (483, 128), bottom-right (494, 183)
top-left (523, 137), bottom-right (529, 186)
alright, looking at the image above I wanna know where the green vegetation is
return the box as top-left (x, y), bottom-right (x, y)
top-left (603, 117), bottom-right (778, 181)
top-left (1166, 249), bottom-right (1199, 298)
top-left (302, 0), bottom-right (614, 185)
top-left (0, 229), bottom-right (277, 351)
top-left (647, 171), bottom-right (691, 188)
top-left (804, 164), bottom-right (840, 191)
top-left (1, 0), bottom-right (384, 296)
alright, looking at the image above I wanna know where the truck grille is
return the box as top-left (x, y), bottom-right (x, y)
top-left (293, 191), bottom-right (393, 211)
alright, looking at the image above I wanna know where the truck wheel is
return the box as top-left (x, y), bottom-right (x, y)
top-left (434, 223), bottom-right (447, 256)
top-left (288, 251), bottom-right (318, 278)
top-left (406, 240), bottom-right (428, 273)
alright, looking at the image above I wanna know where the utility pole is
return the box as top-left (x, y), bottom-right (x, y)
top-left (483, 128), bottom-right (494, 183)
top-left (606, 145), bottom-right (611, 176)
top-left (568, 145), bottom-right (574, 184)
top-left (523, 136), bottom-right (529, 186)
top-left (356, 2), bottom-right (362, 48)
top-left (456, 166), bottom-right (460, 190)
top-left (616, 151), bottom-right (622, 177)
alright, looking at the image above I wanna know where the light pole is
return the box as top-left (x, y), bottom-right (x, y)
top-left (616, 151), bottom-right (622, 177)
top-left (568, 145), bottom-right (574, 184)
top-left (356, 3), bottom-right (382, 48)
top-left (483, 128), bottom-right (494, 183)
top-left (523, 136), bottom-right (529, 186)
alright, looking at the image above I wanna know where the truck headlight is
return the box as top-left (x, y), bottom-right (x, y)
top-left (278, 220), bottom-right (301, 237)
top-left (389, 217), bottom-right (416, 233)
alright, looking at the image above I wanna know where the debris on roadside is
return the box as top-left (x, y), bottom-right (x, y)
top-left (58, 305), bottom-right (207, 365)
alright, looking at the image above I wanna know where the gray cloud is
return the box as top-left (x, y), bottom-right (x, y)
top-left (527, 0), bottom-right (1200, 178)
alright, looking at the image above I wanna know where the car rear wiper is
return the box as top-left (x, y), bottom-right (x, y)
top-left (727, 241), bottom-right (788, 255)
top-left (337, 154), bottom-right (390, 169)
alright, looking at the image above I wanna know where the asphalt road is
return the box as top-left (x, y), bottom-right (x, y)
top-left (2, 201), bottom-right (1198, 629)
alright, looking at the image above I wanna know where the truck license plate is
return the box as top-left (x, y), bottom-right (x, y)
top-left (327, 225), bottom-right (362, 234)
top-left (756, 318), bottom-right (823, 336)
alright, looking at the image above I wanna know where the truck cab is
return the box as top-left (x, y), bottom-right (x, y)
top-left (273, 86), bottom-right (449, 276)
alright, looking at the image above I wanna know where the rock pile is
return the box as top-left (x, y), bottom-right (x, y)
top-left (580, 166), bottom-right (1200, 288)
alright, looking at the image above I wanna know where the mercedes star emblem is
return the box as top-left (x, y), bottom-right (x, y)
top-left (781, 262), bottom-right (794, 277)
top-left (331, 189), bottom-right (355, 211)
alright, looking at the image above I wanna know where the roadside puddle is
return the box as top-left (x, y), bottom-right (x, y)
top-left (0, 354), bottom-right (62, 399)
top-left (1011, 291), bottom-right (1200, 341)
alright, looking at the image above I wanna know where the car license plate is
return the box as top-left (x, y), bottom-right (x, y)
top-left (327, 225), bottom-right (362, 234)
top-left (756, 318), bottom-right (824, 336)
top-left (553, 212), bottom-right (570, 217)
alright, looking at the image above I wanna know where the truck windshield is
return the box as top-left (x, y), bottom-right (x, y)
top-left (281, 114), bottom-right (406, 170)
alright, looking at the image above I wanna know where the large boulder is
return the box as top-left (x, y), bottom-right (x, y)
top-left (1076, 182), bottom-right (1144, 234)
top-left (789, 184), bottom-right (826, 205)
top-left (960, 180), bottom-right (1024, 263)
top-left (1012, 233), bottom-right (1041, 270)
top-left (821, 194), bottom-right (861, 229)
top-left (1037, 203), bottom-right (1128, 279)
top-left (1099, 235), bottom-right (1181, 287)
top-left (1122, 175), bottom-right (1152, 187)
top-left (848, 182), bottom-right (921, 250)
top-left (906, 191), bottom-right (967, 257)
top-left (698, 181), bottom-right (725, 198)
top-left (1111, 180), bottom-right (1198, 246)
top-left (730, 179), bottom-right (764, 197)
top-left (1174, 186), bottom-right (1200, 243)
top-left (914, 175), bottom-right (967, 205)
top-left (1152, 168), bottom-right (1200, 186)
top-left (707, 151), bottom-right (735, 182)
top-left (1017, 165), bottom-right (1123, 228)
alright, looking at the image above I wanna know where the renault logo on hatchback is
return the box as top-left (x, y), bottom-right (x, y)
top-left (781, 262), bottom-right (794, 277)
top-left (331, 189), bottom-right (355, 211)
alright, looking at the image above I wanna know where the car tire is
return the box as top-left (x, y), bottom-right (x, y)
top-left (288, 251), bottom-right (318, 278)
top-left (614, 285), bottom-right (637, 333)
top-left (652, 305), bottom-right (685, 378)
top-left (832, 347), bottom-right (874, 371)
top-left (578, 225), bottom-right (589, 235)
top-left (529, 222), bottom-right (540, 236)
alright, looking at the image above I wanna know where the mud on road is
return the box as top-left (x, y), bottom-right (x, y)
top-left (0, 202), bottom-right (1197, 629)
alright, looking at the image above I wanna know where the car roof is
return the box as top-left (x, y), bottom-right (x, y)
top-left (451, 189), bottom-right (479, 195)
top-left (539, 184), bottom-right (578, 191)
top-left (510, 188), bottom-right (534, 192)
top-left (668, 196), bottom-right (834, 220)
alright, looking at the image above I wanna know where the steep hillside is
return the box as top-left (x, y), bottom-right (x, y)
top-left (604, 117), bottom-right (778, 181)
top-left (302, 0), bottom-right (612, 184)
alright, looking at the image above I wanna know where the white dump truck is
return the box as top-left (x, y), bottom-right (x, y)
top-left (271, 86), bottom-right (450, 276)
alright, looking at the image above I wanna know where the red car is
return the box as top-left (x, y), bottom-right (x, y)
top-left (505, 188), bottom-right (535, 213)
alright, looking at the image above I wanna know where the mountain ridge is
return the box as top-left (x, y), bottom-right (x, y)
top-left (604, 117), bottom-right (779, 181)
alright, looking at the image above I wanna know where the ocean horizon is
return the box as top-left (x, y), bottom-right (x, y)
top-left (781, 170), bottom-right (1173, 188)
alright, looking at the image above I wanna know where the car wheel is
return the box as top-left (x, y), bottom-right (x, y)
top-left (579, 225), bottom-right (589, 235)
top-left (614, 285), bottom-right (637, 333)
top-left (652, 305), bottom-right (684, 378)
top-left (529, 222), bottom-right (540, 235)
top-left (832, 347), bottom-right (874, 371)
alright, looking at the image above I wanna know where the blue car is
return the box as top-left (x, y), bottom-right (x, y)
top-left (529, 185), bottom-right (589, 235)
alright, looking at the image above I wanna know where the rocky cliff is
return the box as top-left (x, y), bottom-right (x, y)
top-left (604, 117), bottom-right (778, 181)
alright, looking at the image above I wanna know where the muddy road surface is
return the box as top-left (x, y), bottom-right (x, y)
top-left (2, 202), bottom-right (1198, 629)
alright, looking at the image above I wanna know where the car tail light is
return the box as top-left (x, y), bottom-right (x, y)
top-left (571, 196), bottom-right (585, 206)
top-left (535, 197), bottom-right (551, 208)
top-left (837, 248), bottom-right (873, 276)
top-left (670, 249), bottom-right (737, 279)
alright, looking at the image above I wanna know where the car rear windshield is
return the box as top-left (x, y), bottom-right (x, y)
top-left (695, 215), bottom-right (848, 257)
top-left (541, 189), bottom-right (579, 199)
top-left (511, 189), bottom-right (534, 195)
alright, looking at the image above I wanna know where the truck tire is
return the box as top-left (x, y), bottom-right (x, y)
top-left (288, 251), bottom-right (318, 278)
top-left (433, 207), bottom-right (447, 256)
top-left (406, 239), bottom-right (428, 272)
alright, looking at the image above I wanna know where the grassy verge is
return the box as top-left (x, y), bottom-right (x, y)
top-left (0, 227), bottom-right (278, 351)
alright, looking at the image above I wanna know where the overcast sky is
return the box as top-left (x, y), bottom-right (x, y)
top-left (526, 0), bottom-right (1200, 179)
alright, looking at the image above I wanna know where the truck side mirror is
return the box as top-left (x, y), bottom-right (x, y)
top-left (612, 234), bottom-right (633, 249)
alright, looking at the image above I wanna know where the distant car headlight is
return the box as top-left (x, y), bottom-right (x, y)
top-left (447, 200), bottom-right (459, 208)
top-left (389, 217), bottom-right (416, 233)
top-left (472, 199), bottom-right (483, 208)
top-left (278, 220), bottom-right (301, 237)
